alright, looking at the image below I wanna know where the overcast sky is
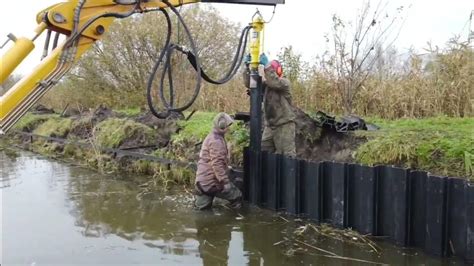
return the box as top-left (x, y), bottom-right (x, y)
top-left (0, 0), bottom-right (472, 75)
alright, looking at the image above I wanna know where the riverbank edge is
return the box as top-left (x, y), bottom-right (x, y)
top-left (2, 111), bottom-right (472, 184)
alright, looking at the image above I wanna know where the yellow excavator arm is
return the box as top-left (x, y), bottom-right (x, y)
top-left (0, 0), bottom-right (283, 134)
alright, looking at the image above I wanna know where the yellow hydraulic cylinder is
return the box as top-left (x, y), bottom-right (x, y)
top-left (250, 16), bottom-right (264, 71)
top-left (0, 23), bottom-right (46, 84)
top-left (0, 37), bottom-right (35, 84)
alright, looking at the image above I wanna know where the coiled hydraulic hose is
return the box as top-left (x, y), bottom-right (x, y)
top-left (146, 0), bottom-right (201, 118)
top-left (146, 0), bottom-right (252, 119)
top-left (186, 25), bottom-right (251, 85)
top-left (65, 0), bottom-right (252, 120)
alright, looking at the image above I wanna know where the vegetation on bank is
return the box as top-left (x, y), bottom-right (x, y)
top-left (357, 117), bottom-right (473, 178)
top-left (13, 113), bottom-right (57, 132)
top-left (5, 111), bottom-right (472, 183)
top-left (93, 118), bottom-right (158, 149)
top-left (34, 117), bottom-right (73, 138)
top-left (5, 111), bottom-right (249, 186)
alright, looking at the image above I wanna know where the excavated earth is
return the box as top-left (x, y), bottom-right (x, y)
top-left (68, 105), bottom-right (120, 139)
top-left (64, 106), bottom-right (178, 150)
top-left (25, 105), bottom-right (367, 166)
top-left (293, 107), bottom-right (365, 163)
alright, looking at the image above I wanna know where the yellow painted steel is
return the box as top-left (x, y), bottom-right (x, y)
top-left (0, 38), bottom-right (95, 122)
top-left (0, 38), bottom-right (35, 84)
top-left (249, 16), bottom-right (264, 70)
top-left (0, 0), bottom-right (201, 133)
top-left (0, 23), bottom-right (47, 84)
top-left (43, 0), bottom-right (200, 40)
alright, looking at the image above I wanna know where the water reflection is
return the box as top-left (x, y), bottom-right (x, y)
top-left (1, 150), bottom-right (462, 265)
top-left (0, 149), bottom-right (21, 188)
top-left (195, 212), bottom-right (242, 265)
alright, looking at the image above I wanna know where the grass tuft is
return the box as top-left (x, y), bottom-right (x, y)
top-left (13, 113), bottom-right (56, 132)
top-left (172, 112), bottom-right (215, 143)
top-left (33, 117), bottom-right (73, 137)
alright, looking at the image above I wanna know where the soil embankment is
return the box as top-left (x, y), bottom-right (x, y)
top-left (5, 105), bottom-right (472, 182)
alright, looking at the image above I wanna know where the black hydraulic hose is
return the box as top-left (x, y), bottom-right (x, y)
top-left (225, 26), bottom-right (252, 80)
top-left (148, 23), bottom-right (251, 116)
top-left (147, 0), bottom-right (202, 117)
top-left (160, 44), bottom-right (175, 108)
top-left (158, 44), bottom-right (177, 109)
top-left (167, 48), bottom-right (175, 107)
top-left (160, 0), bottom-right (201, 113)
top-left (146, 9), bottom-right (173, 119)
top-left (186, 25), bottom-right (251, 85)
top-left (199, 25), bottom-right (251, 84)
top-left (63, 0), bottom-right (253, 119)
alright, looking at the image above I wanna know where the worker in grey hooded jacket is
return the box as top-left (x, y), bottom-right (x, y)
top-left (194, 113), bottom-right (242, 210)
top-left (244, 57), bottom-right (296, 156)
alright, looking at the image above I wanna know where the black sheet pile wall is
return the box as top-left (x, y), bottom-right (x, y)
top-left (243, 148), bottom-right (474, 262)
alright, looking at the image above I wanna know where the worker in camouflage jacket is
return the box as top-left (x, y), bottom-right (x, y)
top-left (243, 56), bottom-right (296, 157)
top-left (194, 113), bottom-right (242, 210)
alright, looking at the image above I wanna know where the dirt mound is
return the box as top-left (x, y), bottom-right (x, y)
top-left (236, 108), bottom-right (367, 163)
top-left (69, 105), bottom-right (119, 139)
top-left (300, 128), bottom-right (365, 163)
top-left (293, 107), bottom-right (366, 163)
top-left (67, 108), bottom-right (178, 148)
top-left (69, 117), bottom-right (95, 139)
top-left (135, 112), bottom-right (180, 147)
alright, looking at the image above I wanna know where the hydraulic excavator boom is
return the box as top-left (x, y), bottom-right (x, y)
top-left (0, 0), bottom-right (284, 134)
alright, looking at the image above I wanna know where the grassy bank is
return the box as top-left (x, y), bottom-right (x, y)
top-left (357, 117), bottom-right (473, 178)
top-left (4, 110), bottom-right (249, 187)
top-left (5, 110), bottom-right (472, 184)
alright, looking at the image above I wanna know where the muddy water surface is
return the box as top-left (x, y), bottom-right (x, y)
top-left (1, 150), bottom-right (461, 265)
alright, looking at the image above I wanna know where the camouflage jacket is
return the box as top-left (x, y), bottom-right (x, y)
top-left (195, 129), bottom-right (230, 192)
top-left (243, 68), bottom-right (296, 127)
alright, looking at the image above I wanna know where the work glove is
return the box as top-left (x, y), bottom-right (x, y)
top-left (244, 53), bottom-right (269, 66)
top-left (259, 53), bottom-right (269, 66)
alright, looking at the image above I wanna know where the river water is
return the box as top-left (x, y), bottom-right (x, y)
top-left (1, 150), bottom-right (461, 265)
